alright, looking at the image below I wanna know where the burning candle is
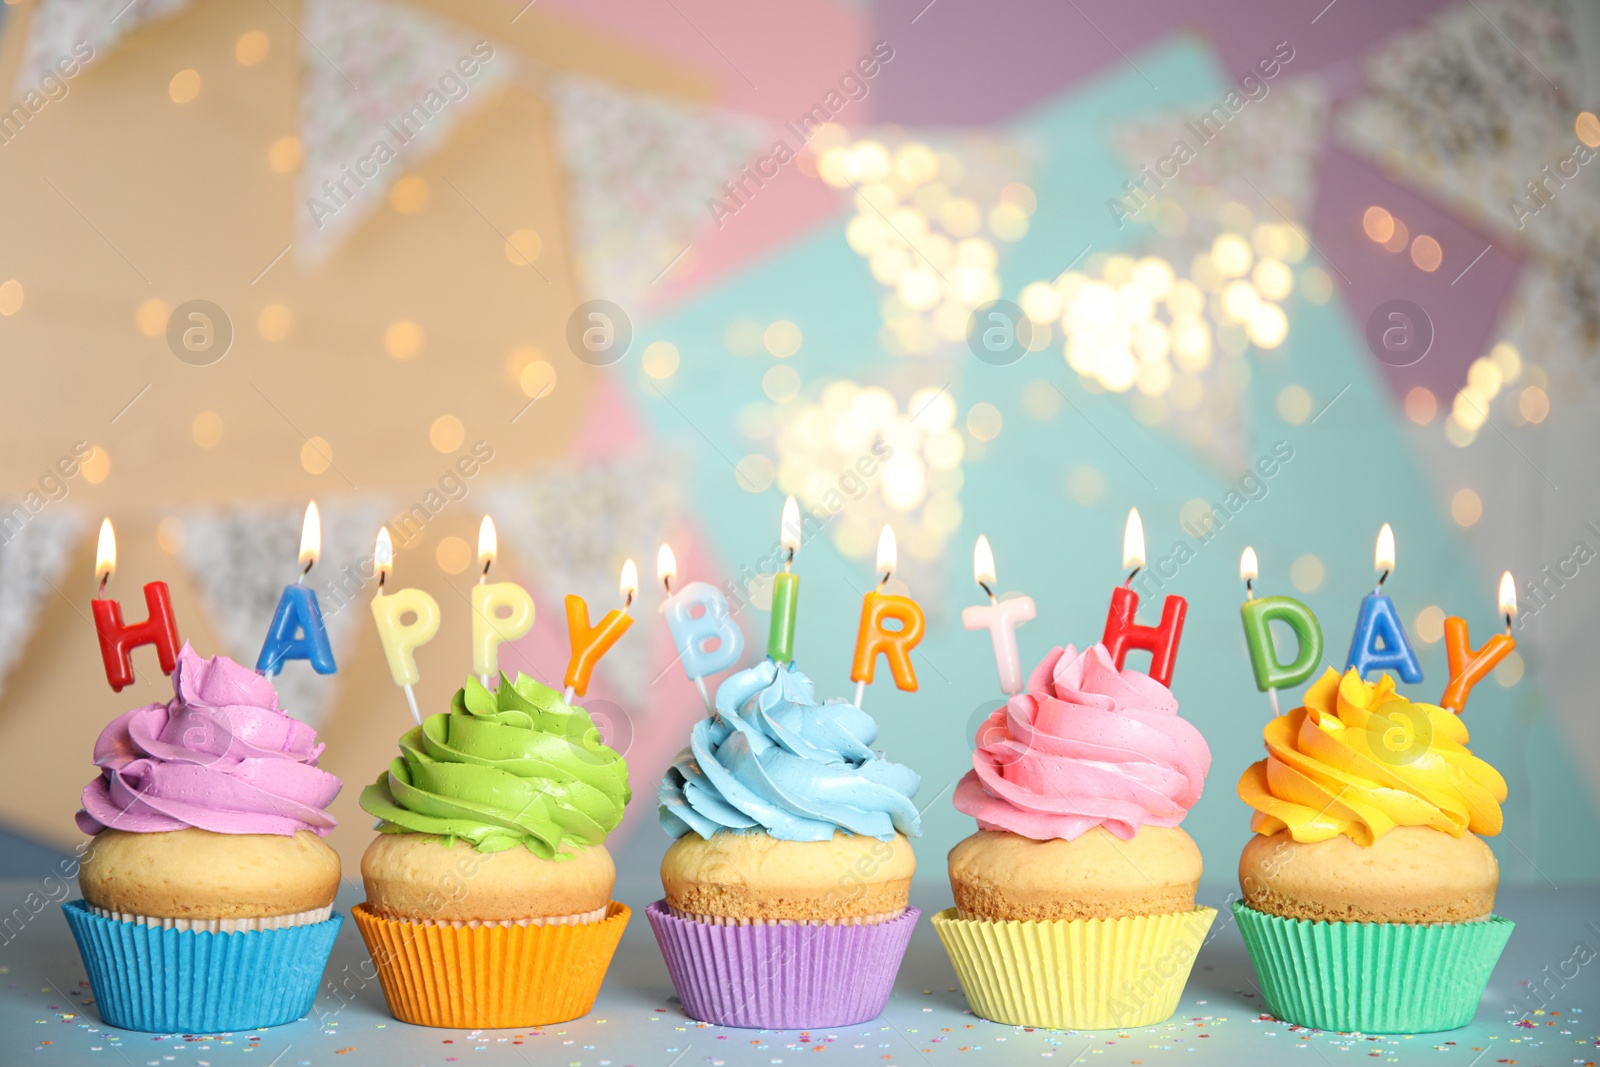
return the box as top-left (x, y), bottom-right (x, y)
top-left (256, 502), bottom-right (336, 677)
top-left (1440, 571), bottom-right (1517, 713)
top-left (471, 516), bottom-right (535, 687)
top-left (961, 535), bottom-right (1035, 696)
top-left (658, 543), bottom-right (744, 712)
top-left (849, 525), bottom-right (926, 706)
top-left (1345, 523), bottom-right (1422, 682)
top-left (1237, 545), bottom-right (1324, 714)
top-left (91, 518), bottom-right (181, 692)
top-left (1101, 508), bottom-right (1186, 687)
top-left (563, 559), bottom-right (637, 701)
top-left (768, 496), bottom-right (802, 664)
top-left (369, 525), bottom-right (440, 724)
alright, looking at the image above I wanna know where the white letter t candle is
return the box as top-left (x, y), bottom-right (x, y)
top-left (961, 534), bottom-right (1035, 696)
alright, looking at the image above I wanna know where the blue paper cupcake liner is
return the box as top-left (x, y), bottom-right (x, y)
top-left (62, 899), bottom-right (342, 1033)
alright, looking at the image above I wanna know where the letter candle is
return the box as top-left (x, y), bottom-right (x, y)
top-left (369, 526), bottom-right (440, 724)
top-left (767, 496), bottom-right (801, 664)
top-left (657, 543), bottom-right (744, 713)
top-left (471, 516), bottom-right (535, 688)
top-left (1345, 523), bottom-right (1422, 682)
top-left (1101, 508), bottom-right (1186, 687)
top-left (563, 559), bottom-right (637, 702)
top-left (1238, 546), bottom-right (1323, 707)
top-left (850, 525), bottom-right (926, 707)
top-left (91, 518), bottom-right (181, 692)
top-left (256, 502), bottom-right (336, 677)
top-left (961, 535), bottom-right (1035, 696)
top-left (1440, 571), bottom-right (1517, 713)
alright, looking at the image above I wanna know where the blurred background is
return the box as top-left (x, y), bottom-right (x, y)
top-left (1, 0), bottom-right (1596, 889)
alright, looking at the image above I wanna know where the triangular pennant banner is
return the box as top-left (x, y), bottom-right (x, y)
top-left (297, 0), bottom-right (512, 263)
top-left (550, 75), bottom-right (771, 305)
top-left (175, 499), bottom-right (390, 727)
top-left (484, 453), bottom-right (683, 707)
top-left (0, 510), bottom-right (84, 699)
top-left (16, 0), bottom-right (190, 93)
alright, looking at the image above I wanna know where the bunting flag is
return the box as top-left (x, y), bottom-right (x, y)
top-left (175, 499), bottom-right (390, 727)
top-left (1338, 1), bottom-right (1600, 379)
top-left (297, 0), bottom-right (513, 264)
top-left (14, 0), bottom-right (190, 93)
top-left (0, 510), bottom-right (84, 700)
top-left (484, 453), bottom-right (683, 707)
top-left (549, 74), bottom-right (771, 305)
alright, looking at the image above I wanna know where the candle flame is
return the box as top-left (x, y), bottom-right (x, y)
top-left (374, 526), bottom-right (393, 582)
top-left (1375, 522), bottom-right (1395, 575)
top-left (1122, 508), bottom-right (1145, 571)
top-left (477, 516), bottom-right (497, 571)
top-left (657, 543), bottom-right (677, 585)
top-left (1240, 545), bottom-right (1258, 583)
top-left (973, 534), bottom-right (996, 590)
top-left (780, 495), bottom-right (802, 553)
top-left (1499, 570), bottom-right (1517, 620)
top-left (619, 558), bottom-right (639, 602)
top-left (876, 525), bottom-right (898, 577)
top-left (95, 518), bottom-right (116, 584)
top-left (299, 501), bottom-right (321, 570)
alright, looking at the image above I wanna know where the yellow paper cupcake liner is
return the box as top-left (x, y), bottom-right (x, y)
top-left (932, 906), bottom-right (1216, 1030)
top-left (352, 901), bottom-right (629, 1028)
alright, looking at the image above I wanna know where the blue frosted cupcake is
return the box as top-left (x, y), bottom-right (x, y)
top-left (649, 660), bottom-right (921, 1028)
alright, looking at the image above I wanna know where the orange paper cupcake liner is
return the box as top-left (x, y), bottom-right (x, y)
top-left (352, 901), bottom-right (630, 1028)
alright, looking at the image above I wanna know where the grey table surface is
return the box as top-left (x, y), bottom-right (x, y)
top-left (1, 881), bottom-right (1594, 1067)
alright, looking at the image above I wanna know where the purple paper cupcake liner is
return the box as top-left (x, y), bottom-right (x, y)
top-left (646, 900), bottom-right (918, 1029)
top-left (62, 899), bottom-right (342, 1033)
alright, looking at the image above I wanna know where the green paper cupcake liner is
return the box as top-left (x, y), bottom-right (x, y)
top-left (1233, 902), bottom-right (1513, 1033)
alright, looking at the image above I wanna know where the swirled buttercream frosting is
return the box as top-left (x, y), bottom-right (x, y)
top-left (1238, 667), bottom-right (1506, 846)
top-left (658, 660), bottom-right (922, 842)
top-left (953, 643), bottom-right (1210, 842)
top-left (77, 643), bottom-right (341, 837)
top-left (360, 673), bottom-right (630, 858)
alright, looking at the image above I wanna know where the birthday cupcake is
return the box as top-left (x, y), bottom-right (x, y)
top-left (353, 673), bottom-right (631, 1028)
top-left (65, 644), bottom-right (344, 1033)
top-left (650, 659), bottom-right (922, 1029)
top-left (1233, 667), bottom-right (1513, 1033)
top-left (933, 643), bottom-right (1215, 1030)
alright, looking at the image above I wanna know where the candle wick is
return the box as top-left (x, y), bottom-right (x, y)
top-left (878, 571), bottom-right (891, 589)
top-left (377, 572), bottom-right (386, 592)
top-left (663, 576), bottom-right (672, 594)
top-left (1244, 578), bottom-right (1254, 599)
top-left (978, 580), bottom-right (995, 603)
top-left (299, 559), bottom-right (314, 583)
top-left (1375, 569), bottom-right (1389, 594)
top-left (1504, 613), bottom-right (1513, 635)
top-left (481, 560), bottom-right (491, 580)
top-left (1125, 566), bottom-right (1141, 586)
top-left (97, 574), bottom-right (107, 599)
top-left (785, 547), bottom-right (795, 569)
top-left (624, 590), bottom-right (634, 610)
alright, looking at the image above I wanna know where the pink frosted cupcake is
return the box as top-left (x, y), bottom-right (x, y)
top-left (64, 645), bottom-right (344, 1033)
top-left (934, 643), bottom-right (1216, 1029)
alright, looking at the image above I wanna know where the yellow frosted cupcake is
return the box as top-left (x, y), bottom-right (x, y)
top-left (1234, 668), bottom-right (1514, 1032)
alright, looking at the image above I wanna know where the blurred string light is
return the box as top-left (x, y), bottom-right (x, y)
top-left (1445, 340), bottom-right (1532, 447)
top-left (753, 380), bottom-right (965, 563)
top-left (816, 124), bottom-right (1030, 357)
top-left (1014, 204), bottom-right (1306, 423)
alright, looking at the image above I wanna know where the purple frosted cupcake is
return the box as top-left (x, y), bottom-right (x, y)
top-left (65, 645), bottom-right (344, 1033)
top-left (650, 660), bottom-right (922, 1029)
